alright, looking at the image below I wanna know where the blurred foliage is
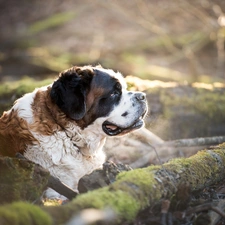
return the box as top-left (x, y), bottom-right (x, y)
top-left (0, 77), bottom-right (53, 97)
top-left (0, 0), bottom-right (224, 83)
top-left (0, 77), bottom-right (53, 114)
top-left (28, 12), bottom-right (76, 35)
top-left (27, 48), bottom-right (72, 71)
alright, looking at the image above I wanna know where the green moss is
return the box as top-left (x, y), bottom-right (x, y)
top-left (159, 86), bottom-right (225, 122)
top-left (159, 87), bottom-right (195, 119)
top-left (70, 187), bottom-right (139, 222)
top-left (193, 88), bottom-right (225, 121)
top-left (164, 150), bottom-right (224, 190)
top-left (2, 149), bottom-right (225, 224)
top-left (213, 144), bottom-right (225, 162)
top-left (149, 84), bottom-right (225, 139)
top-left (0, 157), bottom-right (49, 204)
top-left (46, 166), bottom-right (163, 224)
top-left (0, 202), bottom-right (52, 225)
top-left (116, 168), bottom-right (158, 195)
top-left (113, 167), bottom-right (163, 209)
top-left (56, 167), bottom-right (166, 223)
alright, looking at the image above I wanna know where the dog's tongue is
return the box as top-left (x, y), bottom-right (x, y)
top-left (105, 124), bottom-right (118, 130)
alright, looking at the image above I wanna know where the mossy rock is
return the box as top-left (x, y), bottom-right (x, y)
top-left (144, 83), bottom-right (225, 140)
top-left (0, 157), bottom-right (50, 204)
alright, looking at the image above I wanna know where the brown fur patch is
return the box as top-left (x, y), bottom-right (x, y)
top-left (0, 87), bottom-right (74, 156)
top-left (30, 87), bottom-right (81, 136)
top-left (30, 88), bottom-right (65, 135)
top-left (0, 109), bottom-right (37, 156)
top-left (80, 85), bottom-right (106, 127)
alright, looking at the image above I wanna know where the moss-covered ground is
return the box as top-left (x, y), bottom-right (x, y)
top-left (1, 147), bottom-right (225, 224)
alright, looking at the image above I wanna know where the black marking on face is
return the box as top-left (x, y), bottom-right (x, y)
top-left (121, 112), bottom-right (128, 117)
top-left (95, 70), bottom-right (122, 116)
top-left (50, 67), bottom-right (93, 120)
top-left (82, 69), bottom-right (122, 126)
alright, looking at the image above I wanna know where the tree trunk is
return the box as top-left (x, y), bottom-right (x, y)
top-left (1, 145), bottom-right (225, 225)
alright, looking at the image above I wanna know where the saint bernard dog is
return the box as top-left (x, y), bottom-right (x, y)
top-left (0, 65), bottom-right (148, 199)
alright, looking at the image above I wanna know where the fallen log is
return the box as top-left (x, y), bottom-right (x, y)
top-left (1, 145), bottom-right (225, 225)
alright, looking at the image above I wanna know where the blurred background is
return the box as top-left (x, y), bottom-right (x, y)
top-left (0, 0), bottom-right (225, 83)
top-left (1, 0), bottom-right (225, 144)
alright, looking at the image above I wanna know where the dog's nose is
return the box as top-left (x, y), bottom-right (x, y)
top-left (135, 92), bottom-right (146, 101)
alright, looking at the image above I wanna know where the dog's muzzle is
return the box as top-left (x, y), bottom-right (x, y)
top-left (102, 92), bottom-right (148, 136)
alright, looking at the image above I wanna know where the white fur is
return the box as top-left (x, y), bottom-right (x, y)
top-left (11, 85), bottom-right (50, 124)
top-left (24, 123), bottom-right (106, 199)
top-left (24, 117), bottom-right (107, 199)
top-left (107, 90), bottom-right (146, 128)
top-left (96, 67), bottom-right (127, 90)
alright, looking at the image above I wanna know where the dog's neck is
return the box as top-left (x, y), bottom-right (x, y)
top-left (64, 121), bottom-right (106, 157)
top-left (32, 87), bottom-right (106, 157)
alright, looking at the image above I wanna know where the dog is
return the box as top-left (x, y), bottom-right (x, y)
top-left (0, 65), bottom-right (148, 199)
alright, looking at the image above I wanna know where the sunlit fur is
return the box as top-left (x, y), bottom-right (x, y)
top-left (0, 66), bottom-right (147, 199)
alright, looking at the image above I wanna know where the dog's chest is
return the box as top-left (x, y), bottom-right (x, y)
top-left (24, 129), bottom-right (106, 183)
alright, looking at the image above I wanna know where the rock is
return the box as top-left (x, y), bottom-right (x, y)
top-left (78, 161), bottom-right (132, 193)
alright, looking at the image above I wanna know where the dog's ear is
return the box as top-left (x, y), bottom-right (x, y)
top-left (50, 67), bottom-right (93, 120)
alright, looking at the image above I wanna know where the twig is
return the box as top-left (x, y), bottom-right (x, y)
top-left (209, 200), bottom-right (225, 225)
top-left (130, 130), bottom-right (225, 168)
top-left (130, 146), bottom-right (204, 168)
top-left (134, 127), bottom-right (164, 146)
top-left (161, 200), bottom-right (171, 225)
top-left (134, 128), bottom-right (225, 149)
top-left (186, 203), bottom-right (225, 219)
top-left (48, 176), bottom-right (78, 200)
top-left (166, 136), bottom-right (225, 148)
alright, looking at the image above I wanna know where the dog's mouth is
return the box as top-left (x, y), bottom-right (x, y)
top-left (102, 117), bottom-right (144, 136)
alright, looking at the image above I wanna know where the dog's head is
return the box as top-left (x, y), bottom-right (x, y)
top-left (50, 66), bottom-right (148, 136)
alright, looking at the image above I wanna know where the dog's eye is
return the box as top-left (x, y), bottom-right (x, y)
top-left (110, 90), bottom-right (120, 98)
top-left (115, 82), bottom-right (122, 90)
top-left (110, 82), bottom-right (122, 98)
